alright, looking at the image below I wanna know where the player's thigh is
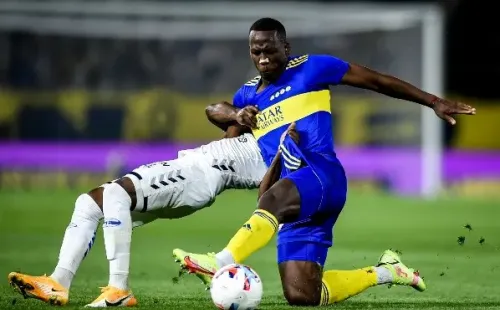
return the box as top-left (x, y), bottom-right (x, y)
top-left (260, 164), bottom-right (341, 223)
top-left (277, 241), bottom-right (327, 306)
top-left (126, 158), bottom-right (215, 217)
top-left (285, 164), bottom-right (346, 220)
top-left (259, 177), bottom-right (301, 222)
top-left (124, 160), bottom-right (183, 213)
top-left (283, 167), bottom-right (323, 220)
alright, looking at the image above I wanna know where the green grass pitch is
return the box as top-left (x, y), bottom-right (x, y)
top-left (0, 189), bottom-right (499, 309)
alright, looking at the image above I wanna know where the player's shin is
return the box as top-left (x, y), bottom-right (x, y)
top-left (320, 266), bottom-right (392, 305)
top-left (102, 183), bottom-right (133, 291)
top-left (51, 194), bottom-right (102, 289)
top-left (223, 209), bottom-right (279, 264)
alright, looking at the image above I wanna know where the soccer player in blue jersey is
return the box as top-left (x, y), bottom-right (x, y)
top-left (173, 18), bottom-right (476, 306)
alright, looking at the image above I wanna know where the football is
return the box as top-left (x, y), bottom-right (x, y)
top-left (210, 264), bottom-right (263, 310)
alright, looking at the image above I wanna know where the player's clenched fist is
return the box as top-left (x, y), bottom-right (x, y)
top-left (236, 105), bottom-right (259, 128)
top-left (431, 97), bottom-right (476, 125)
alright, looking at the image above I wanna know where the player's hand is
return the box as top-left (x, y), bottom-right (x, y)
top-left (431, 98), bottom-right (476, 125)
top-left (280, 122), bottom-right (299, 146)
top-left (236, 105), bottom-right (259, 128)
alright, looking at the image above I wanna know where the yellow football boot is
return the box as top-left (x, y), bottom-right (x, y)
top-left (8, 272), bottom-right (69, 305)
top-left (173, 248), bottom-right (218, 288)
top-left (377, 249), bottom-right (426, 292)
top-left (85, 286), bottom-right (137, 307)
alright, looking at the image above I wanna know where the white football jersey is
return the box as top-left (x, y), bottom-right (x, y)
top-left (179, 133), bottom-right (267, 191)
top-left (112, 133), bottom-right (267, 225)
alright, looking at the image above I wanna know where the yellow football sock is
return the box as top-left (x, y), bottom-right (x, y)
top-left (226, 209), bottom-right (279, 263)
top-left (320, 267), bottom-right (378, 305)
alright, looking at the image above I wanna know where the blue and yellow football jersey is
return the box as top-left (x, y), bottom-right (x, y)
top-left (232, 54), bottom-right (349, 168)
top-left (234, 54), bottom-right (350, 254)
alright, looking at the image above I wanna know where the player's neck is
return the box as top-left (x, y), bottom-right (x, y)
top-left (259, 65), bottom-right (286, 86)
top-left (257, 78), bottom-right (274, 94)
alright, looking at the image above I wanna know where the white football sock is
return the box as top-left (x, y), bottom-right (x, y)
top-left (375, 266), bottom-right (394, 284)
top-left (51, 193), bottom-right (103, 289)
top-left (215, 249), bottom-right (235, 268)
top-left (102, 183), bottom-right (133, 291)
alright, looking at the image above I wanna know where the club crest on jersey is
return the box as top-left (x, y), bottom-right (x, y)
top-left (256, 105), bottom-right (284, 130)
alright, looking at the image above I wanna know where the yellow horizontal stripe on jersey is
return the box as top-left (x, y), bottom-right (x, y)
top-left (253, 90), bottom-right (331, 140)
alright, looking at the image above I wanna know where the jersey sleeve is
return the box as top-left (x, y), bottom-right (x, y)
top-left (232, 86), bottom-right (246, 109)
top-left (310, 54), bottom-right (349, 86)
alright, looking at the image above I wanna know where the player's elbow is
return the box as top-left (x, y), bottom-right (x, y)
top-left (205, 103), bottom-right (229, 130)
top-left (204, 103), bottom-right (218, 119)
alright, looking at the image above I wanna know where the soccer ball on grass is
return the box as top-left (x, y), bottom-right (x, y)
top-left (210, 264), bottom-right (263, 310)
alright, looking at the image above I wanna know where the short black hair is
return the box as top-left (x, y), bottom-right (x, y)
top-left (249, 17), bottom-right (287, 42)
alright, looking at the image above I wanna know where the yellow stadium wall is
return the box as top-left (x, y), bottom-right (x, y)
top-left (0, 90), bottom-right (498, 149)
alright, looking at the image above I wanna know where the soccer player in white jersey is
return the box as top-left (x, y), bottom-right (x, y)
top-left (7, 127), bottom-right (266, 307)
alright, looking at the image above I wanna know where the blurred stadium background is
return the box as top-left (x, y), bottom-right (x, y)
top-left (0, 1), bottom-right (499, 309)
top-left (0, 0), bottom-right (499, 196)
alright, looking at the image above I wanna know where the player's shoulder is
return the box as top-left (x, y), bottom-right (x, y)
top-left (233, 75), bottom-right (260, 107)
top-left (285, 54), bottom-right (345, 71)
top-left (234, 75), bottom-right (260, 94)
top-left (243, 75), bottom-right (261, 87)
top-left (286, 54), bottom-right (310, 70)
top-left (308, 54), bottom-right (346, 67)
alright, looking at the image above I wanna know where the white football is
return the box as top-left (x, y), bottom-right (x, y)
top-left (210, 264), bottom-right (263, 310)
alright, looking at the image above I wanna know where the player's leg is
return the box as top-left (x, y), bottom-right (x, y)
top-left (86, 177), bottom-right (138, 307)
top-left (173, 170), bottom-right (310, 285)
top-left (213, 166), bottom-right (329, 269)
top-left (87, 157), bottom-right (196, 307)
top-left (174, 163), bottom-right (427, 301)
top-left (278, 247), bottom-right (426, 306)
top-left (274, 167), bottom-right (425, 306)
top-left (8, 187), bottom-right (104, 305)
top-left (278, 256), bottom-right (323, 305)
top-left (216, 177), bottom-right (299, 264)
top-left (52, 187), bottom-right (104, 288)
top-left (319, 250), bottom-right (426, 306)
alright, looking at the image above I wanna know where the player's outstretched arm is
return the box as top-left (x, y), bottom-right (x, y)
top-left (340, 63), bottom-right (476, 125)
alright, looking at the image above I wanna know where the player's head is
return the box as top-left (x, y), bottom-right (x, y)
top-left (248, 18), bottom-right (290, 81)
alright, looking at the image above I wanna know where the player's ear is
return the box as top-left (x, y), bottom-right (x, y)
top-left (284, 42), bottom-right (291, 56)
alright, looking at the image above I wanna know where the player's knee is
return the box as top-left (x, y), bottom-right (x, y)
top-left (283, 286), bottom-right (320, 306)
top-left (87, 187), bottom-right (103, 211)
top-left (102, 182), bottom-right (132, 214)
top-left (74, 193), bottom-right (103, 220)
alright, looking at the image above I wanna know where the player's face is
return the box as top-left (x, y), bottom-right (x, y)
top-left (249, 30), bottom-right (289, 81)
